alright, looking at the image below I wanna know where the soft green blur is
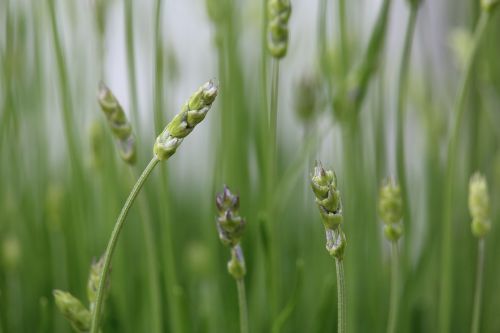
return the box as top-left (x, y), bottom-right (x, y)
top-left (1, 0), bottom-right (500, 332)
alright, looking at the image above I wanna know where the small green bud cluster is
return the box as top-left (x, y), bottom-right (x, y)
top-left (378, 179), bottom-right (403, 242)
top-left (216, 185), bottom-right (246, 279)
top-left (97, 82), bottom-right (136, 164)
top-left (154, 80), bottom-right (218, 160)
top-left (53, 290), bottom-right (92, 332)
top-left (267, 0), bottom-right (292, 58)
top-left (311, 161), bottom-right (346, 259)
top-left (54, 255), bottom-right (108, 332)
top-left (468, 173), bottom-right (491, 238)
top-left (481, 0), bottom-right (499, 11)
top-left (294, 74), bottom-right (321, 123)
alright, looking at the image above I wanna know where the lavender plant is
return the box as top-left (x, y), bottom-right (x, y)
top-left (468, 173), bottom-right (491, 333)
top-left (89, 80), bottom-right (218, 333)
top-left (378, 179), bottom-right (403, 333)
top-left (311, 161), bottom-right (346, 333)
top-left (215, 186), bottom-right (248, 333)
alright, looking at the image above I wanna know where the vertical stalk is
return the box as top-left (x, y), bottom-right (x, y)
top-left (335, 258), bottom-right (346, 333)
top-left (387, 242), bottom-right (399, 333)
top-left (337, 0), bottom-right (348, 76)
top-left (236, 278), bottom-right (249, 333)
top-left (90, 157), bottom-right (159, 333)
top-left (439, 11), bottom-right (491, 333)
top-left (124, 0), bottom-right (140, 129)
top-left (268, 59), bottom-right (280, 189)
top-left (395, 5), bottom-right (418, 270)
top-left (471, 239), bottom-right (485, 333)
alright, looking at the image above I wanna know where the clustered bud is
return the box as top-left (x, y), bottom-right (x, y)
top-left (311, 161), bottom-right (346, 259)
top-left (54, 255), bottom-right (109, 331)
top-left (97, 82), bottom-right (136, 164)
top-left (378, 179), bottom-right (403, 242)
top-left (215, 185), bottom-right (247, 279)
top-left (294, 74), bottom-right (321, 123)
top-left (267, 0), bottom-right (292, 58)
top-left (154, 80), bottom-right (218, 160)
top-left (468, 173), bottom-right (491, 238)
top-left (53, 290), bottom-right (91, 332)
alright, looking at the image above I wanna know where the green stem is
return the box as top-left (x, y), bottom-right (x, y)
top-left (124, 0), bottom-right (140, 129)
top-left (269, 59), bottom-right (280, 189)
top-left (337, 0), bottom-right (348, 75)
top-left (471, 239), bottom-right (485, 333)
top-left (439, 10), bottom-right (492, 333)
top-left (335, 258), bottom-right (346, 333)
top-left (128, 168), bottom-right (163, 333)
top-left (395, 4), bottom-right (418, 271)
top-left (387, 242), bottom-right (399, 333)
top-left (90, 157), bottom-right (159, 333)
top-left (236, 278), bottom-right (249, 333)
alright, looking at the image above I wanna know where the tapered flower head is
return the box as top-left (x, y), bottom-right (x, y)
top-left (154, 80), bottom-right (218, 160)
top-left (53, 290), bottom-right (91, 332)
top-left (469, 172), bottom-right (491, 238)
top-left (215, 185), bottom-right (246, 247)
top-left (267, 0), bottom-right (292, 58)
top-left (97, 82), bottom-right (136, 164)
top-left (311, 161), bottom-right (343, 229)
top-left (378, 179), bottom-right (403, 241)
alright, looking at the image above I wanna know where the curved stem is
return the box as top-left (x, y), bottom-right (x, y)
top-left (387, 242), bottom-right (399, 333)
top-left (471, 239), bottom-right (485, 333)
top-left (395, 5), bottom-right (418, 269)
top-left (439, 11), bottom-right (491, 333)
top-left (236, 278), bottom-right (249, 333)
top-left (335, 258), bottom-right (346, 333)
top-left (90, 156), bottom-right (160, 333)
top-left (127, 167), bottom-right (163, 333)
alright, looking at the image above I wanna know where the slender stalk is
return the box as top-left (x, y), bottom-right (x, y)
top-left (90, 157), bottom-right (160, 333)
top-left (337, 0), bottom-right (348, 76)
top-left (471, 239), bottom-right (485, 333)
top-left (395, 4), bottom-right (418, 270)
top-left (127, 168), bottom-right (163, 333)
top-left (236, 278), bottom-right (249, 333)
top-left (124, 0), bottom-right (140, 129)
top-left (269, 59), bottom-right (280, 187)
top-left (335, 258), bottom-right (346, 333)
top-left (387, 242), bottom-right (399, 333)
top-left (439, 11), bottom-right (492, 333)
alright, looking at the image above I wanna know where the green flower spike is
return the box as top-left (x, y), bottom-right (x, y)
top-left (97, 82), bottom-right (136, 164)
top-left (378, 179), bottom-right (404, 242)
top-left (469, 173), bottom-right (491, 238)
top-left (267, 0), bottom-right (292, 58)
top-left (87, 255), bottom-right (108, 312)
top-left (216, 185), bottom-right (247, 279)
top-left (154, 80), bottom-right (218, 160)
top-left (311, 161), bottom-right (346, 259)
top-left (53, 290), bottom-right (91, 332)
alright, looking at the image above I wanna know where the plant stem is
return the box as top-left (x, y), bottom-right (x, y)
top-left (124, 0), bottom-right (140, 129)
top-left (471, 239), bottom-right (485, 333)
top-left (236, 278), bottom-right (249, 333)
top-left (337, 0), bottom-right (348, 76)
top-left (395, 4), bottom-right (418, 271)
top-left (90, 156), bottom-right (160, 333)
top-left (439, 10), bottom-right (491, 333)
top-left (335, 257), bottom-right (346, 333)
top-left (387, 241), bottom-right (399, 333)
top-left (127, 168), bottom-right (163, 333)
top-left (269, 59), bottom-right (280, 188)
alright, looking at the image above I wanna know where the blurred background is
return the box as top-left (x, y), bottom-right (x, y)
top-left (1, 0), bottom-right (500, 332)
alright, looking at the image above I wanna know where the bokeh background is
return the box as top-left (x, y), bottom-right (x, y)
top-left (1, 0), bottom-right (500, 332)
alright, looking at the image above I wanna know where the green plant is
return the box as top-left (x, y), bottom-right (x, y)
top-left (311, 162), bottom-right (347, 333)
top-left (215, 186), bottom-right (249, 333)
top-left (89, 81), bottom-right (218, 333)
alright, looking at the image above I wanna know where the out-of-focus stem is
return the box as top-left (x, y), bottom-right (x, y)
top-left (124, 0), bottom-right (140, 129)
top-left (236, 278), bottom-right (249, 333)
top-left (471, 239), bottom-right (485, 333)
top-left (387, 242), bottom-right (399, 333)
top-left (335, 258), bottom-right (346, 333)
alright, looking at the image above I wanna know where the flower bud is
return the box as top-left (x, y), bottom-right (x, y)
top-left (267, 0), bottom-right (292, 58)
top-left (378, 179), bottom-right (403, 241)
top-left (311, 161), bottom-right (343, 229)
top-left (469, 173), bottom-right (491, 238)
top-left (216, 185), bottom-right (246, 247)
top-left (154, 80), bottom-right (218, 160)
top-left (53, 290), bottom-right (91, 332)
